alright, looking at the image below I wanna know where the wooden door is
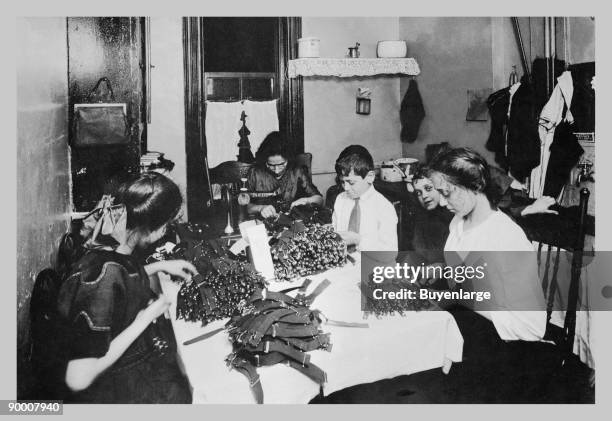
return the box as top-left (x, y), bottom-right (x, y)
top-left (68, 17), bottom-right (146, 211)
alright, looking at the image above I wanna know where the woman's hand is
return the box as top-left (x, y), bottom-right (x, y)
top-left (417, 263), bottom-right (445, 287)
top-left (521, 196), bottom-right (558, 216)
top-left (290, 197), bottom-right (310, 208)
top-left (136, 295), bottom-right (171, 324)
top-left (150, 259), bottom-right (197, 281)
top-left (260, 205), bottom-right (278, 219)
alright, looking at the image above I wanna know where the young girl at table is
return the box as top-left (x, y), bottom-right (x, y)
top-left (428, 147), bottom-right (559, 402)
top-left (56, 173), bottom-right (196, 403)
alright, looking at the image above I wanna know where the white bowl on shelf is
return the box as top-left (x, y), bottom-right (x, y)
top-left (376, 41), bottom-right (408, 58)
top-left (298, 37), bottom-right (320, 58)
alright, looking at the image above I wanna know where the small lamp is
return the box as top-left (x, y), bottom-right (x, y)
top-left (356, 87), bottom-right (371, 115)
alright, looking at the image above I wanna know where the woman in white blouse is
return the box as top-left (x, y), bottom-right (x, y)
top-left (428, 147), bottom-right (557, 402)
top-left (428, 147), bottom-right (546, 340)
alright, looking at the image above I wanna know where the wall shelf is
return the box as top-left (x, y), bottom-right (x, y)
top-left (287, 58), bottom-right (420, 78)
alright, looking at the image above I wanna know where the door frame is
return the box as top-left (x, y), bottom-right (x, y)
top-left (182, 17), bottom-right (303, 222)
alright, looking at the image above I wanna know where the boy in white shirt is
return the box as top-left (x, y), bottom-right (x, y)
top-left (332, 146), bottom-right (398, 251)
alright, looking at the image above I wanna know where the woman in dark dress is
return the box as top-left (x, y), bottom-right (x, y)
top-left (247, 131), bottom-right (323, 218)
top-left (57, 173), bottom-right (196, 403)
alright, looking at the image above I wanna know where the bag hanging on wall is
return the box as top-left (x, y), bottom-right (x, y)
top-left (73, 77), bottom-right (130, 147)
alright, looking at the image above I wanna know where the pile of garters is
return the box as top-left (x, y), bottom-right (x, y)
top-left (266, 208), bottom-right (347, 282)
top-left (150, 238), bottom-right (267, 326)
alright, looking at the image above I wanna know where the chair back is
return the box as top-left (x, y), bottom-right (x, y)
top-left (518, 188), bottom-right (592, 362)
top-left (295, 153), bottom-right (313, 177)
top-left (209, 160), bottom-right (253, 185)
top-left (29, 268), bottom-right (70, 399)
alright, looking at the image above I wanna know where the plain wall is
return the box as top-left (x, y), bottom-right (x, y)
top-left (16, 17), bottom-right (71, 396)
top-left (302, 17), bottom-right (402, 195)
top-left (398, 17), bottom-right (495, 163)
top-left (556, 17), bottom-right (595, 64)
top-left (147, 17), bottom-right (188, 220)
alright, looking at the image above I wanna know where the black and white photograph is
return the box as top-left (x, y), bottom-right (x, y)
top-left (11, 6), bottom-right (607, 413)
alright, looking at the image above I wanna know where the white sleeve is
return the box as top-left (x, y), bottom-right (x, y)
top-left (378, 203), bottom-right (398, 251)
top-left (332, 208), bottom-right (339, 232)
top-left (332, 195), bottom-right (343, 232)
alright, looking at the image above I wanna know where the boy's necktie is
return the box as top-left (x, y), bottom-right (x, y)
top-left (348, 198), bottom-right (360, 233)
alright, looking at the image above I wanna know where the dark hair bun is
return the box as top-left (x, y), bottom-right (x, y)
top-left (116, 172), bottom-right (182, 232)
top-left (429, 147), bottom-right (499, 207)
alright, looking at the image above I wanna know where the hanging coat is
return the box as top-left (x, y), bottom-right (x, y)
top-left (543, 120), bottom-right (583, 198)
top-left (568, 62), bottom-right (595, 133)
top-left (486, 77), bottom-right (540, 181)
top-left (529, 71), bottom-right (584, 199)
top-left (506, 78), bottom-right (542, 181)
top-left (486, 87), bottom-right (511, 170)
top-left (400, 79), bottom-right (425, 143)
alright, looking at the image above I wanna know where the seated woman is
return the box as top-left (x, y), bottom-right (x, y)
top-left (57, 173), bottom-right (196, 403)
top-left (247, 131), bottom-right (323, 218)
top-left (428, 147), bottom-right (558, 402)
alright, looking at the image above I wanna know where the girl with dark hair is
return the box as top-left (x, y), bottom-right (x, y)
top-left (247, 131), bottom-right (323, 218)
top-left (57, 173), bottom-right (195, 403)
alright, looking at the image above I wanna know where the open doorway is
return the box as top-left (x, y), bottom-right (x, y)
top-left (183, 17), bottom-right (303, 222)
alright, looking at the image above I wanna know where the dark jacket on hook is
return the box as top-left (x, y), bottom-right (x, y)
top-left (486, 87), bottom-right (511, 170)
top-left (400, 79), bottom-right (425, 143)
top-left (532, 57), bottom-right (567, 111)
top-left (543, 112), bottom-right (584, 198)
top-left (486, 77), bottom-right (541, 181)
top-left (568, 61), bottom-right (595, 133)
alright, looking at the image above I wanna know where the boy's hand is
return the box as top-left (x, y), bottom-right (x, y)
top-left (337, 231), bottom-right (360, 246)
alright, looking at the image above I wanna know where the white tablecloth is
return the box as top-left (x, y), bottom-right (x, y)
top-left (160, 255), bottom-right (463, 403)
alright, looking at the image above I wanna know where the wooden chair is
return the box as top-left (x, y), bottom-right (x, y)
top-left (295, 152), bottom-right (313, 177)
top-left (208, 160), bottom-right (253, 186)
top-left (28, 231), bottom-right (84, 399)
top-left (517, 188), bottom-right (594, 362)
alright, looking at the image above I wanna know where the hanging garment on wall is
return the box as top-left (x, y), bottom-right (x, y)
top-left (529, 71), bottom-right (583, 199)
top-left (506, 78), bottom-right (542, 181)
top-left (507, 82), bottom-right (521, 119)
top-left (543, 121), bottom-right (583, 198)
top-left (243, 99), bottom-right (279, 155)
top-left (205, 101), bottom-right (244, 168)
top-left (531, 57), bottom-right (567, 111)
top-left (487, 77), bottom-right (541, 181)
top-left (400, 79), bottom-right (425, 143)
top-left (530, 71), bottom-right (573, 198)
top-left (568, 62), bottom-right (595, 133)
top-left (486, 87), bottom-right (511, 170)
